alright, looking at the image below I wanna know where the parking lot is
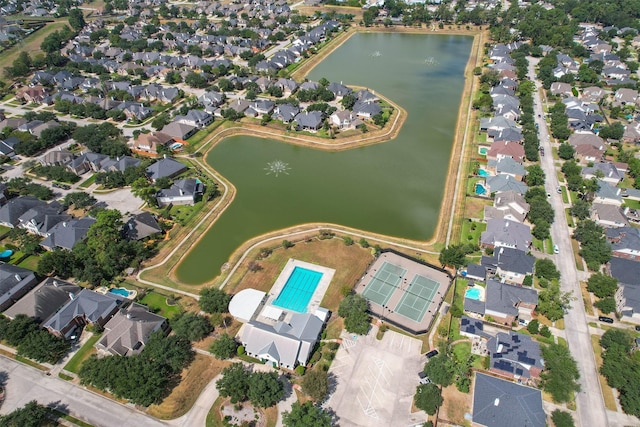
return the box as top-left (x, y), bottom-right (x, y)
top-left (325, 327), bottom-right (427, 427)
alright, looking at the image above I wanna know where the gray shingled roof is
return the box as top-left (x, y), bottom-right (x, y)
top-left (473, 372), bottom-right (545, 427)
top-left (464, 297), bottom-right (486, 315)
top-left (481, 219), bottom-right (532, 251)
top-left (487, 331), bottom-right (544, 378)
top-left (0, 264), bottom-right (38, 311)
top-left (40, 217), bottom-right (96, 251)
top-left (0, 197), bottom-right (48, 227)
top-left (96, 303), bottom-right (167, 356)
top-left (609, 256), bottom-right (639, 286)
top-left (4, 278), bottom-right (81, 322)
top-left (460, 315), bottom-right (490, 338)
top-left (485, 279), bottom-right (538, 318)
top-left (146, 158), bottom-right (187, 181)
top-left (482, 247), bottom-right (535, 276)
top-left (607, 226), bottom-right (640, 253)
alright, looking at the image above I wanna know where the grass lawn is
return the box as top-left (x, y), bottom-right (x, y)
top-left (545, 237), bottom-right (554, 255)
top-left (0, 20), bottom-right (69, 84)
top-left (463, 196), bottom-right (491, 220)
top-left (560, 186), bottom-right (569, 203)
top-left (590, 334), bottom-right (618, 411)
top-left (63, 334), bottom-right (102, 374)
top-left (147, 354), bottom-right (230, 419)
top-left (466, 177), bottom-right (485, 196)
top-left (580, 281), bottom-right (595, 316)
top-left (205, 396), bottom-right (225, 427)
top-left (557, 336), bottom-right (567, 347)
top-left (0, 246), bottom-right (26, 265)
top-left (78, 174), bottom-right (97, 188)
top-left (565, 208), bottom-right (574, 227)
top-left (17, 254), bottom-right (41, 271)
top-left (451, 341), bottom-right (471, 362)
top-left (571, 239), bottom-right (584, 271)
top-left (623, 199), bottom-right (640, 210)
top-left (532, 238), bottom-right (544, 252)
top-left (187, 120), bottom-right (224, 149)
top-left (0, 225), bottom-right (12, 236)
top-left (460, 220), bottom-right (486, 246)
top-left (139, 290), bottom-right (182, 319)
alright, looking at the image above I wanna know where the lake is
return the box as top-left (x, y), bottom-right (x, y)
top-left (176, 32), bottom-right (473, 284)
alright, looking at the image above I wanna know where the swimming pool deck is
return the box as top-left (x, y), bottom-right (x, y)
top-left (259, 259), bottom-right (335, 323)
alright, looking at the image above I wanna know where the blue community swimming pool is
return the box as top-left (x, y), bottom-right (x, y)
top-left (273, 267), bottom-right (323, 313)
top-left (465, 288), bottom-right (482, 300)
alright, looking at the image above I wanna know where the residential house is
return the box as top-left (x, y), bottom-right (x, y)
top-left (0, 136), bottom-right (19, 158)
top-left (479, 116), bottom-right (519, 133)
top-left (352, 101), bottom-right (381, 119)
top-left (581, 86), bottom-right (606, 103)
top-left (606, 227), bottom-right (640, 259)
top-left (43, 288), bottom-right (124, 338)
top-left (484, 175), bottom-right (528, 196)
top-left (174, 110), bottom-right (213, 129)
top-left (568, 132), bottom-right (605, 151)
top-left (609, 257), bottom-right (640, 319)
top-left (41, 149), bottom-right (74, 167)
top-left (273, 104), bottom-right (300, 123)
top-left (0, 118), bottom-right (27, 131)
top-left (550, 82), bottom-right (573, 97)
top-left (591, 203), bottom-right (629, 228)
top-left (614, 88), bottom-right (638, 106)
top-left (0, 197), bottom-right (48, 228)
top-left (471, 373), bottom-right (545, 427)
top-left (487, 332), bottom-right (544, 379)
top-left (0, 264), bottom-right (39, 312)
top-left (161, 121), bottom-right (197, 141)
top-left (241, 312), bottom-right (324, 369)
top-left (40, 217), bottom-right (96, 251)
top-left (486, 141), bottom-right (525, 163)
top-left (574, 143), bottom-right (605, 164)
top-left (4, 278), bottom-right (81, 323)
top-left (131, 131), bottom-right (174, 157)
top-left (18, 203), bottom-right (69, 237)
top-left (293, 111), bottom-right (323, 131)
top-left (487, 157), bottom-right (526, 180)
top-left (482, 247), bottom-right (534, 285)
top-left (484, 190), bottom-right (530, 223)
top-left (123, 212), bottom-right (162, 240)
top-left (146, 158), bottom-right (187, 182)
top-left (156, 178), bottom-right (203, 206)
top-left (16, 85), bottom-right (48, 104)
top-left (581, 162), bottom-right (624, 185)
top-left (483, 279), bottom-right (538, 324)
top-left (459, 316), bottom-right (491, 339)
top-left (594, 180), bottom-right (623, 206)
top-left (481, 219), bottom-right (532, 252)
top-left (95, 303), bottom-right (168, 356)
top-left (330, 110), bottom-right (359, 129)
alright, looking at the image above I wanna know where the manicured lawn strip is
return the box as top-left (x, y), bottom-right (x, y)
top-left (557, 336), bottom-right (567, 347)
top-left (0, 225), bottom-right (12, 236)
top-left (53, 410), bottom-right (94, 427)
top-left (58, 373), bottom-right (73, 381)
top-left (460, 220), bottom-right (485, 245)
top-left (147, 354), bottom-right (230, 419)
top-left (565, 208), bottom-right (574, 227)
top-left (590, 334), bottom-right (618, 411)
top-left (560, 186), bottom-right (569, 203)
top-left (205, 396), bottom-right (225, 427)
top-left (139, 290), bottom-right (182, 319)
top-left (187, 120), bottom-right (224, 150)
top-left (78, 174), bottom-right (97, 188)
top-left (571, 239), bottom-right (584, 271)
top-left (622, 199), bottom-right (640, 210)
top-left (452, 341), bottom-right (471, 362)
top-left (17, 255), bottom-right (41, 271)
top-left (0, 348), bottom-right (48, 370)
top-left (64, 334), bottom-right (101, 374)
top-left (545, 237), bottom-right (554, 255)
top-left (532, 238), bottom-right (544, 252)
top-left (580, 281), bottom-right (595, 316)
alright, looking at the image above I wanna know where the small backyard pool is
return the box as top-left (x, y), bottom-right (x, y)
top-left (465, 287), bottom-right (485, 301)
top-left (478, 146), bottom-right (489, 156)
top-left (474, 183), bottom-right (487, 196)
top-left (478, 168), bottom-right (490, 177)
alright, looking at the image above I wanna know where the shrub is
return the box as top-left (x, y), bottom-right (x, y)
top-left (237, 345), bottom-right (245, 355)
top-left (295, 365), bottom-right (305, 376)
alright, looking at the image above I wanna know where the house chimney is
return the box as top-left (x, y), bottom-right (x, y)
top-left (53, 280), bottom-right (59, 287)
top-left (14, 274), bottom-right (21, 281)
top-left (494, 398), bottom-right (500, 406)
top-left (69, 292), bottom-right (75, 300)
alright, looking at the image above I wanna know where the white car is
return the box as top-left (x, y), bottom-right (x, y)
top-left (553, 244), bottom-right (559, 254)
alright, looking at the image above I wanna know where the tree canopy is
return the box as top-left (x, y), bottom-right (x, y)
top-left (423, 354), bottom-right (454, 387)
top-left (283, 401), bottom-right (332, 427)
top-left (301, 369), bottom-right (329, 402)
top-left (199, 288), bottom-right (231, 313)
top-left (0, 400), bottom-right (54, 427)
top-left (540, 343), bottom-right (580, 403)
top-left (337, 294), bottom-right (370, 335)
top-left (414, 383), bottom-right (443, 415)
top-left (439, 244), bottom-right (467, 269)
top-left (209, 333), bottom-right (238, 359)
top-left (587, 273), bottom-right (618, 299)
top-left (170, 312), bottom-right (212, 342)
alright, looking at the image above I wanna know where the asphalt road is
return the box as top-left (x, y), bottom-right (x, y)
top-left (528, 58), bottom-right (608, 427)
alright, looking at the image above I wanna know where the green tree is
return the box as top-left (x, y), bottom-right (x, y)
top-left (247, 371), bottom-right (285, 408)
top-left (598, 122), bottom-right (625, 140)
top-left (17, 329), bottom-right (70, 363)
top-left (594, 297), bottom-right (616, 314)
top-left (63, 192), bottom-right (97, 210)
top-left (558, 143), bottom-right (575, 160)
top-left (338, 294), bottom-right (370, 335)
top-left (535, 258), bottom-right (560, 281)
top-left (541, 343), bottom-right (581, 403)
top-left (68, 8), bottom-right (86, 32)
top-left (423, 354), bottom-right (454, 387)
top-left (439, 244), bottom-right (467, 269)
top-left (199, 288), bottom-right (231, 313)
top-left (3, 314), bottom-right (38, 346)
top-left (551, 409), bottom-right (575, 427)
top-left (414, 383), bottom-right (443, 415)
top-left (0, 400), bottom-right (53, 427)
top-left (570, 199), bottom-right (590, 220)
top-left (170, 312), bottom-right (212, 342)
top-left (587, 273), bottom-right (618, 299)
top-left (301, 369), bottom-right (329, 401)
top-left (209, 334), bottom-right (238, 359)
top-left (282, 401), bottom-right (332, 427)
top-left (217, 363), bottom-right (250, 403)
top-left (527, 319), bottom-right (539, 334)
top-left (525, 164), bottom-right (546, 186)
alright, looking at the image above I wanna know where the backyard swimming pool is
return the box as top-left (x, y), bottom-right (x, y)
top-left (109, 287), bottom-right (137, 299)
top-left (475, 183), bottom-right (487, 195)
top-left (273, 267), bottom-right (323, 313)
top-left (478, 146), bottom-right (488, 155)
top-left (478, 168), bottom-right (489, 177)
top-left (465, 288), bottom-right (482, 300)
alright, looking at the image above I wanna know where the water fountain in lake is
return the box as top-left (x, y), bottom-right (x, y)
top-left (264, 160), bottom-right (291, 177)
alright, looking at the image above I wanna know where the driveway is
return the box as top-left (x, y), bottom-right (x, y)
top-left (528, 57), bottom-right (608, 427)
top-left (325, 327), bottom-right (426, 427)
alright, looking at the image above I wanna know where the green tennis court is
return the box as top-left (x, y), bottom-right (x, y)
top-left (362, 261), bottom-right (407, 306)
top-left (394, 274), bottom-right (440, 322)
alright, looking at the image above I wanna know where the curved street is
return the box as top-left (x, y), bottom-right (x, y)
top-left (528, 58), bottom-right (608, 427)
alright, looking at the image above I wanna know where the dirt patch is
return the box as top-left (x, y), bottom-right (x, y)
top-left (146, 354), bottom-right (230, 419)
top-left (440, 383), bottom-right (471, 425)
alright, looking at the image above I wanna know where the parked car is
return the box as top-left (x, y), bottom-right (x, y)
top-left (599, 316), bottom-right (614, 324)
top-left (418, 372), bottom-right (431, 384)
top-left (425, 349), bottom-right (439, 359)
top-left (553, 244), bottom-right (559, 254)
